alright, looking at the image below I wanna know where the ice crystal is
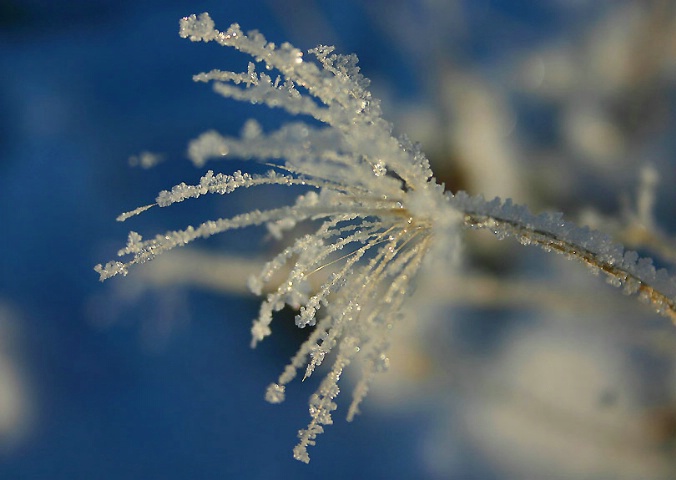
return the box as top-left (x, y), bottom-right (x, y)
top-left (95, 12), bottom-right (676, 463)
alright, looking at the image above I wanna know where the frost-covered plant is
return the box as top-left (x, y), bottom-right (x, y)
top-left (95, 13), bottom-right (676, 463)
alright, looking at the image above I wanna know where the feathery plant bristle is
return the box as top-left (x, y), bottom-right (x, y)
top-left (95, 12), bottom-right (676, 463)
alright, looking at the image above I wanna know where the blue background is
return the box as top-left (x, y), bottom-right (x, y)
top-left (2, 1), bottom-right (668, 479)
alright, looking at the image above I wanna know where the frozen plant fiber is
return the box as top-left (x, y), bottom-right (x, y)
top-left (95, 13), bottom-right (676, 463)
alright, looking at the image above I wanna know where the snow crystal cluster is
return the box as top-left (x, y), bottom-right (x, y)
top-left (96, 12), bottom-right (462, 463)
top-left (95, 12), bottom-right (676, 463)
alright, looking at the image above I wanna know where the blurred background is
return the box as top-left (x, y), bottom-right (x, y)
top-left (1, 0), bottom-right (676, 478)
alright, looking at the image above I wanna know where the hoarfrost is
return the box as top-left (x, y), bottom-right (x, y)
top-left (95, 12), bottom-right (676, 464)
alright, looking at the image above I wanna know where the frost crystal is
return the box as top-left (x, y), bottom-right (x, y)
top-left (97, 12), bottom-right (461, 463)
top-left (96, 12), bottom-right (676, 464)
